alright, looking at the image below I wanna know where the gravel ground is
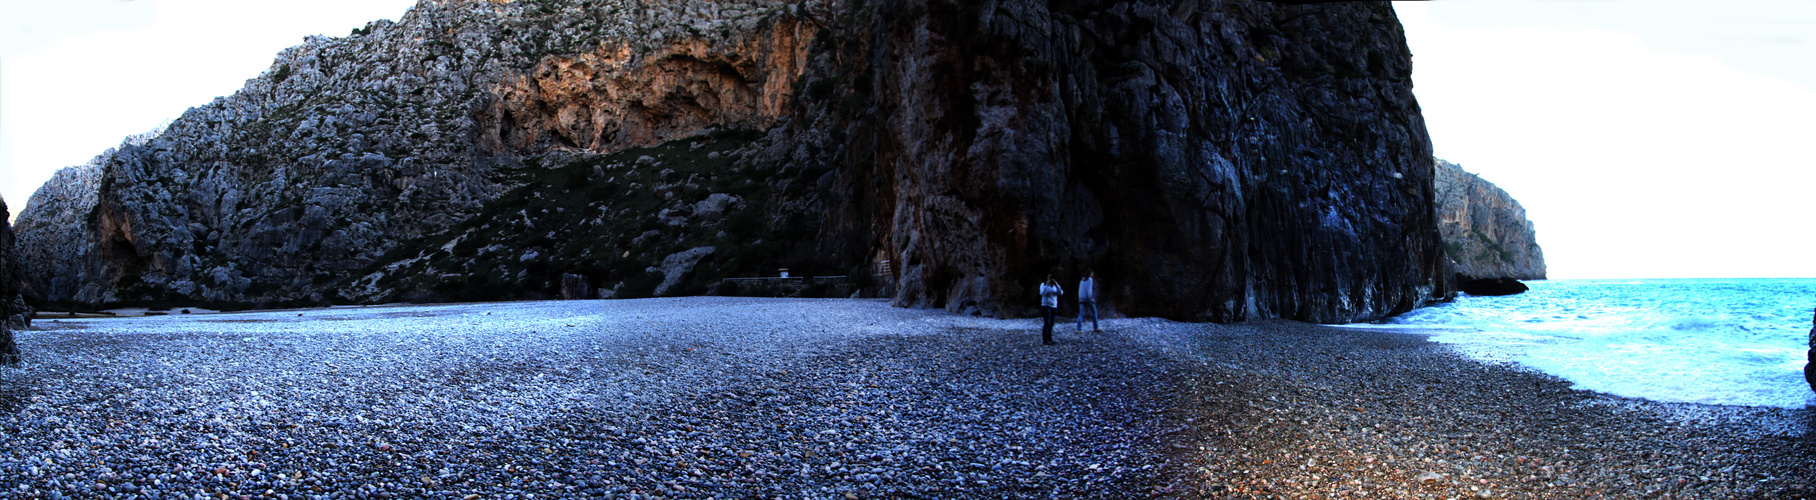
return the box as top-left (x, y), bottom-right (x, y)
top-left (0, 297), bottom-right (1811, 499)
top-left (1129, 320), bottom-right (1816, 500)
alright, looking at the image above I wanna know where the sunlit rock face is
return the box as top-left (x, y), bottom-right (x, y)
top-left (1433, 158), bottom-right (1546, 283)
top-left (16, 0), bottom-right (1452, 323)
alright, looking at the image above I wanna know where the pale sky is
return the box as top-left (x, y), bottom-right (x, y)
top-left (3, 1), bottom-right (1814, 279)
top-left (1397, 1), bottom-right (1816, 279)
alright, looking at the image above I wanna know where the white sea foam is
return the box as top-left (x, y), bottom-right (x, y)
top-left (1354, 278), bottom-right (1816, 408)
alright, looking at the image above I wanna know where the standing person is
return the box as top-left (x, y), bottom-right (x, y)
top-left (1077, 269), bottom-right (1099, 333)
top-left (1039, 274), bottom-right (1062, 345)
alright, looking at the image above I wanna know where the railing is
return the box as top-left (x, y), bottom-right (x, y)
top-left (721, 275), bottom-right (847, 287)
top-left (721, 276), bottom-right (804, 287)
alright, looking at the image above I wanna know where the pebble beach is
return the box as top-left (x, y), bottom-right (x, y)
top-left (0, 297), bottom-right (1810, 499)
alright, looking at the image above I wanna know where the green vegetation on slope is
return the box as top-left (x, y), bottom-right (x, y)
top-left (335, 129), bottom-right (838, 304)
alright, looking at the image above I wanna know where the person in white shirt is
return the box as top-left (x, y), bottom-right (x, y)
top-left (1077, 269), bottom-right (1099, 333)
top-left (1039, 274), bottom-right (1061, 345)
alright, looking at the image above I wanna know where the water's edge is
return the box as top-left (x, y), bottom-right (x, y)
top-left (1354, 278), bottom-right (1816, 408)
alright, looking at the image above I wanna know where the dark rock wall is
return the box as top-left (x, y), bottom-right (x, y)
top-left (1, 197), bottom-right (28, 364)
top-left (797, 0), bottom-right (1449, 321)
top-left (1806, 308), bottom-right (1814, 393)
top-left (16, 0), bottom-right (1450, 323)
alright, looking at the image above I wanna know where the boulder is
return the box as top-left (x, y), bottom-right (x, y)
top-left (652, 247), bottom-right (716, 297)
top-left (692, 193), bottom-right (741, 223)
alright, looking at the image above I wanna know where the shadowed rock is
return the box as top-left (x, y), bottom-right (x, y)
top-left (1458, 276), bottom-right (1529, 297)
top-left (805, 0), bottom-right (1452, 322)
top-left (0, 196), bottom-right (28, 364)
top-left (1806, 308), bottom-right (1814, 393)
top-left (1805, 349), bottom-right (1814, 394)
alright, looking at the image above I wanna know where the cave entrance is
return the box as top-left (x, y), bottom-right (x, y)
top-left (101, 233), bottom-right (147, 287)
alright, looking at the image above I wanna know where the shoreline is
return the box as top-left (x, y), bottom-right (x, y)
top-left (0, 298), bottom-right (1810, 498)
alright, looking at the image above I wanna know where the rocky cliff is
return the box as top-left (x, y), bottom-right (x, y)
top-left (14, 146), bottom-right (110, 304)
top-left (0, 197), bottom-right (28, 364)
top-left (1433, 158), bottom-right (1545, 283)
top-left (17, 0), bottom-right (1451, 323)
top-left (18, 0), bottom-right (811, 308)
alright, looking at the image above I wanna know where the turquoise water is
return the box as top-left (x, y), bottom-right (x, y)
top-left (1348, 278), bottom-right (1816, 408)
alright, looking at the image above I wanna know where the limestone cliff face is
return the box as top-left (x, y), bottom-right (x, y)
top-left (15, 149), bottom-right (108, 303)
top-left (1433, 159), bottom-right (1546, 281)
top-left (480, 19), bottom-right (812, 154)
top-left (17, 0), bottom-right (1451, 323)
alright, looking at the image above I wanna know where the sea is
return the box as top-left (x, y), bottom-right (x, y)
top-left (1343, 278), bottom-right (1816, 409)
